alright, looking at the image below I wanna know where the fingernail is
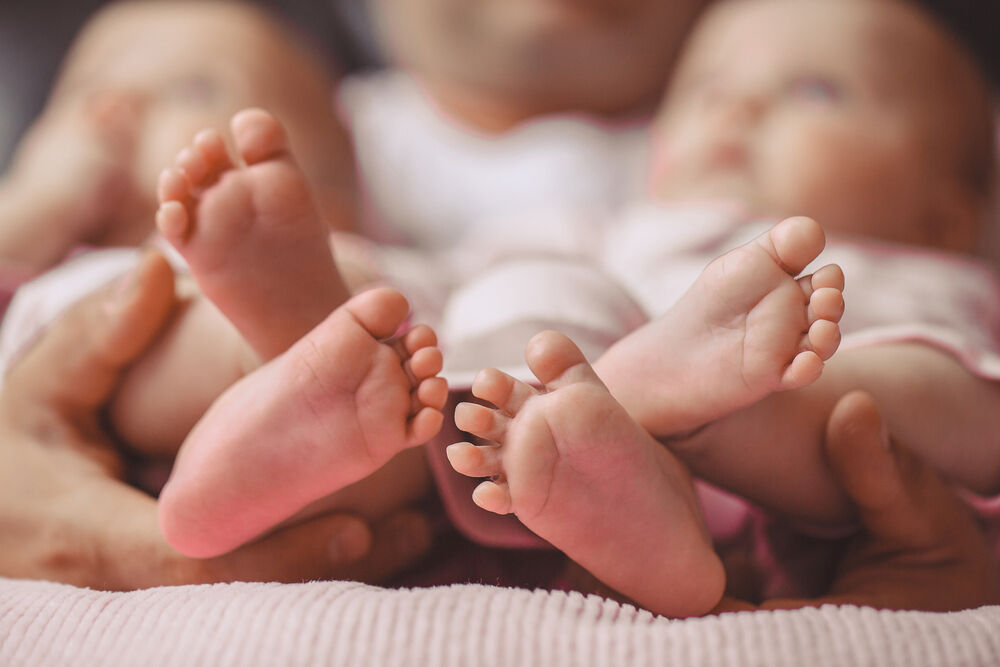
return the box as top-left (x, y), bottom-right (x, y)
top-left (329, 520), bottom-right (369, 563)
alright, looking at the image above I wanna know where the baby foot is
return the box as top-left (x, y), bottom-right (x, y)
top-left (159, 287), bottom-right (448, 558)
top-left (156, 108), bottom-right (349, 360)
top-left (449, 331), bottom-right (725, 618)
top-left (595, 216), bottom-right (844, 437)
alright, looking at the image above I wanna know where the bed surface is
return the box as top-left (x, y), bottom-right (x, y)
top-left (2, 577), bottom-right (999, 667)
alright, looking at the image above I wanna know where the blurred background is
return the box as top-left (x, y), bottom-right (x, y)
top-left (0, 0), bottom-right (997, 172)
top-left (0, 0), bottom-right (384, 171)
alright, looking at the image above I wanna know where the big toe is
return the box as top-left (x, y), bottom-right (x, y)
top-left (230, 108), bottom-right (291, 165)
top-left (524, 330), bottom-right (599, 388)
top-left (343, 287), bottom-right (411, 339)
top-left (770, 216), bottom-right (826, 275)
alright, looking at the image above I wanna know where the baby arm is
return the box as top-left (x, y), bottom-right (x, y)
top-left (672, 342), bottom-right (1000, 527)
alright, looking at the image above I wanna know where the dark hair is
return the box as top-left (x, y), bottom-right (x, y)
top-left (912, 0), bottom-right (999, 91)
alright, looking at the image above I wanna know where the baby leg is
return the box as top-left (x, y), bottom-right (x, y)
top-left (448, 331), bottom-right (724, 618)
top-left (156, 107), bottom-right (350, 360)
top-left (159, 287), bottom-right (447, 557)
top-left (595, 216), bottom-right (844, 437)
top-left (106, 110), bottom-right (445, 557)
top-left (110, 109), bottom-right (351, 454)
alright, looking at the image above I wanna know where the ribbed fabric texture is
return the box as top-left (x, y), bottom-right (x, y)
top-left (2, 578), bottom-right (998, 667)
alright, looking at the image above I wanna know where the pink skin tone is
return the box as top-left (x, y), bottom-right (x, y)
top-left (536, 0), bottom-right (998, 542)
top-left (649, 0), bottom-right (991, 252)
top-left (627, 0), bottom-right (1000, 524)
top-left (449, 216), bottom-right (843, 617)
top-left (153, 110), bottom-right (447, 557)
top-left (0, 92), bottom-right (148, 274)
top-left (0, 1), bottom-right (355, 275)
top-left (595, 216), bottom-right (843, 436)
top-left (372, 0), bottom-right (709, 131)
top-left (155, 109), bottom-right (350, 360)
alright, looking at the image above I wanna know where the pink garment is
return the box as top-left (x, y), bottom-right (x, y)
top-left (5, 202), bottom-right (1000, 598)
top-left (411, 201), bottom-right (1000, 597)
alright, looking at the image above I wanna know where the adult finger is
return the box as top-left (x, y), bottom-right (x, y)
top-left (6, 250), bottom-right (176, 414)
top-left (83, 476), bottom-right (431, 588)
top-left (167, 508), bottom-right (431, 587)
top-left (190, 513), bottom-right (379, 585)
top-left (823, 390), bottom-right (955, 548)
top-left (49, 474), bottom-right (382, 589)
top-left (332, 509), bottom-right (433, 583)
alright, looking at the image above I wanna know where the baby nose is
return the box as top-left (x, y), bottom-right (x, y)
top-left (713, 91), bottom-right (766, 127)
top-left (85, 89), bottom-right (148, 125)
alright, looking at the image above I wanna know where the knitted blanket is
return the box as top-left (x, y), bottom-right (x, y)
top-left (2, 577), bottom-right (998, 667)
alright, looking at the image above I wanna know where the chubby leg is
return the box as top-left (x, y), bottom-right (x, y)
top-left (595, 216), bottom-right (844, 437)
top-left (448, 331), bottom-right (724, 618)
top-left (159, 286), bottom-right (447, 558)
top-left (110, 109), bottom-right (350, 454)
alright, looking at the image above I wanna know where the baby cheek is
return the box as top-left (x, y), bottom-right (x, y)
top-left (762, 132), bottom-right (851, 206)
top-left (646, 117), bottom-right (708, 195)
top-left (759, 125), bottom-right (900, 227)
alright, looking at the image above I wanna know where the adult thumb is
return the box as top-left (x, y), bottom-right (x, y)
top-left (10, 249), bottom-right (176, 411)
top-left (823, 390), bottom-right (938, 548)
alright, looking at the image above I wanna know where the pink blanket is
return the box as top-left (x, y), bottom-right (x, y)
top-left (2, 577), bottom-right (998, 666)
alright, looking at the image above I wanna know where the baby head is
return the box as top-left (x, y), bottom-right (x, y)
top-left (51, 0), bottom-right (356, 230)
top-left (651, 0), bottom-right (996, 253)
top-left (370, 0), bottom-right (710, 129)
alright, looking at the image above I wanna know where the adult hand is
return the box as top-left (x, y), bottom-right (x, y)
top-left (0, 251), bottom-right (431, 590)
top-left (717, 390), bottom-right (1000, 613)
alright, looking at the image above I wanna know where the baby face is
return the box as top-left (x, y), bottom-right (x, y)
top-left (371, 0), bottom-right (709, 121)
top-left (652, 0), bottom-right (992, 250)
top-left (54, 2), bottom-right (354, 224)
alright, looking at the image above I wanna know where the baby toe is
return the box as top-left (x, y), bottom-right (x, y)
top-left (807, 320), bottom-right (842, 361)
top-left (446, 442), bottom-right (504, 478)
top-left (808, 287), bottom-right (845, 323)
top-left (811, 264), bottom-right (845, 291)
top-left (472, 480), bottom-right (513, 515)
top-left (155, 201), bottom-right (190, 240)
top-left (402, 325), bottom-right (438, 356)
top-left (454, 402), bottom-right (510, 441)
top-left (345, 287), bottom-right (410, 340)
top-left (406, 406), bottom-right (443, 445)
top-left (524, 330), bottom-right (596, 389)
top-left (406, 346), bottom-right (443, 381)
top-left (230, 108), bottom-right (290, 165)
top-left (192, 129), bottom-right (232, 171)
top-left (780, 350), bottom-right (824, 389)
top-left (768, 216), bottom-right (826, 275)
top-left (416, 376), bottom-right (448, 411)
top-left (471, 368), bottom-right (536, 415)
top-left (157, 166), bottom-right (191, 204)
top-left (174, 146), bottom-right (208, 183)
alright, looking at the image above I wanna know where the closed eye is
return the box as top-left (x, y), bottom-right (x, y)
top-left (787, 76), bottom-right (844, 105)
top-left (166, 74), bottom-right (221, 106)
